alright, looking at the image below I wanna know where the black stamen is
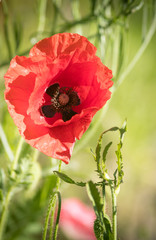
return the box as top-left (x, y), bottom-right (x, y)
top-left (46, 83), bottom-right (60, 98)
top-left (68, 91), bottom-right (80, 106)
top-left (42, 84), bottom-right (80, 122)
top-left (41, 105), bottom-right (56, 118)
top-left (62, 110), bottom-right (77, 122)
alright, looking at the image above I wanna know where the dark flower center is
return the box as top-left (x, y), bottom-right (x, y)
top-left (41, 83), bottom-right (80, 122)
top-left (58, 93), bottom-right (69, 106)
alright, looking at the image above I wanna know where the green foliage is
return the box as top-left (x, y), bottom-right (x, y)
top-left (2, 174), bottom-right (57, 240)
top-left (86, 181), bottom-right (103, 217)
top-left (93, 120), bottom-right (127, 193)
top-left (102, 141), bottom-right (112, 173)
top-left (94, 218), bottom-right (104, 240)
top-left (54, 171), bottom-right (86, 187)
top-left (42, 191), bottom-right (62, 240)
top-left (115, 121), bottom-right (127, 188)
top-left (0, 0), bottom-right (155, 239)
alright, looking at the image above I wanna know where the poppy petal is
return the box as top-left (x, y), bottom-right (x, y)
top-left (4, 33), bottom-right (113, 163)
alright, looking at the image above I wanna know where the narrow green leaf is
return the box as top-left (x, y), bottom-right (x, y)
top-left (115, 120), bottom-right (127, 187)
top-left (0, 189), bottom-right (3, 202)
top-left (102, 127), bottom-right (119, 135)
top-left (90, 148), bottom-right (96, 159)
top-left (13, 19), bottom-right (22, 52)
top-left (103, 215), bottom-right (113, 240)
top-left (2, 0), bottom-right (12, 60)
top-left (95, 126), bottom-right (119, 175)
top-left (54, 171), bottom-right (86, 187)
top-left (86, 181), bottom-right (103, 217)
top-left (102, 141), bottom-right (112, 164)
top-left (119, 120), bottom-right (127, 145)
top-left (95, 135), bottom-right (102, 164)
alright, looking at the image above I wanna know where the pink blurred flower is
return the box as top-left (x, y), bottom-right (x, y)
top-left (59, 198), bottom-right (96, 240)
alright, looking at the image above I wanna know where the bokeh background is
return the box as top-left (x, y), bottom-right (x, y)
top-left (0, 0), bottom-right (156, 239)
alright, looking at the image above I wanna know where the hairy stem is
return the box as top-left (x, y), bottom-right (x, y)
top-left (102, 182), bottom-right (106, 216)
top-left (0, 137), bottom-right (24, 240)
top-left (42, 160), bottom-right (62, 240)
top-left (110, 186), bottom-right (117, 240)
top-left (50, 160), bottom-right (62, 240)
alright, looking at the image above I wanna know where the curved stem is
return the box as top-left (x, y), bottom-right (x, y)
top-left (115, 9), bottom-right (156, 88)
top-left (0, 137), bottom-right (24, 240)
top-left (74, 10), bottom-right (156, 157)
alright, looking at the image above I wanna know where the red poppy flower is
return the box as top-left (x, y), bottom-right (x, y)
top-left (4, 33), bottom-right (113, 163)
top-left (60, 198), bottom-right (96, 240)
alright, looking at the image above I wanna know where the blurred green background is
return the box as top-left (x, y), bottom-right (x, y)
top-left (0, 0), bottom-right (156, 239)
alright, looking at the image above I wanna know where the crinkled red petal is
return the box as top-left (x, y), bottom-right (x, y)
top-left (4, 33), bottom-right (113, 163)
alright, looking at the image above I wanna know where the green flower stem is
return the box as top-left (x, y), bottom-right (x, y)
top-left (52, 192), bottom-right (61, 240)
top-left (110, 185), bottom-right (117, 240)
top-left (11, 137), bottom-right (24, 178)
top-left (73, 7), bottom-right (156, 157)
top-left (0, 137), bottom-right (24, 240)
top-left (0, 123), bottom-right (14, 162)
top-left (102, 182), bottom-right (106, 216)
top-left (50, 160), bottom-right (62, 240)
top-left (71, 0), bottom-right (83, 35)
top-left (32, 149), bottom-right (39, 162)
top-left (0, 187), bottom-right (12, 240)
top-left (38, 0), bottom-right (47, 35)
top-left (115, 6), bottom-right (156, 89)
top-left (1, 0), bottom-right (12, 60)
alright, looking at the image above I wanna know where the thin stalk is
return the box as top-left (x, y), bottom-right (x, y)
top-left (0, 123), bottom-right (14, 162)
top-left (32, 149), bottom-right (39, 162)
top-left (110, 186), bottom-right (117, 240)
top-left (0, 187), bottom-right (12, 240)
top-left (115, 9), bottom-right (156, 89)
top-left (53, 192), bottom-right (61, 240)
top-left (11, 137), bottom-right (24, 178)
top-left (71, 0), bottom-right (83, 35)
top-left (2, 0), bottom-right (12, 60)
top-left (37, 0), bottom-right (47, 36)
top-left (74, 10), bottom-right (156, 156)
top-left (0, 137), bottom-right (24, 240)
top-left (102, 182), bottom-right (106, 215)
